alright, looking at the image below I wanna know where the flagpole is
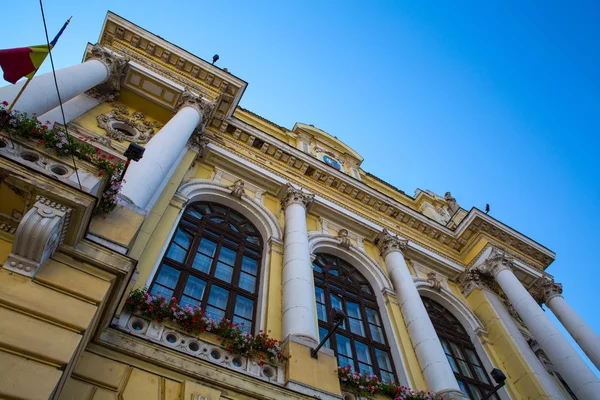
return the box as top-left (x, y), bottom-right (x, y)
top-left (6, 78), bottom-right (33, 113)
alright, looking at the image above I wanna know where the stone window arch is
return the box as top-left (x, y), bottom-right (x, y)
top-left (313, 253), bottom-right (397, 383)
top-left (422, 296), bottom-right (499, 399)
top-left (149, 201), bottom-right (263, 333)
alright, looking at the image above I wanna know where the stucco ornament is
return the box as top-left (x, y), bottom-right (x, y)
top-left (456, 268), bottom-right (494, 297)
top-left (229, 180), bottom-right (245, 199)
top-left (97, 103), bottom-right (161, 143)
top-left (529, 275), bottom-right (563, 305)
top-left (280, 184), bottom-right (314, 210)
top-left (427, 271), bottom-right (443, 292)
top-left (478, 249), bottom-right (515, 278)
top-left (86, 44), bottom-right (128, 101)
top-left (187, 128), bottom-right (210, 154)
top-left (2, 196), bottom-right (71, 277)
top-left (176, 90), bottom-right (215, 125)
top-left (373, 229), bottom-right (408, 258)
top-left (337, 228), bottom-right (351, 249)
top-left (444, 191), bottom-right (460, 215)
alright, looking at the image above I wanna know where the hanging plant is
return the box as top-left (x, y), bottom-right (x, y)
top-left (0, 101), bottom-right (124, 214)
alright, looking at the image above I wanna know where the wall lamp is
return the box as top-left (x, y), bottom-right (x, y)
top-left (311, 307), bottom-right (346, 359)
top-left (481, 368), bottom-right (506, 400)
top-left (119, 143), bottom-right (145, 182)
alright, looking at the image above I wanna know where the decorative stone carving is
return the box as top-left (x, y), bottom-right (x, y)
top-left (529, 276), bottom-right (563, 305)
top-left (280, 184), bottom-right (314, 210)
top-left (373, 229), bottom-right (407, 258)
top-left (501, 293), bottom-right (526, 326)
top-left (86, 44), bottom-right (128, 101)
top-left (3, 196), bottom-right (71, 277)
top-left (456, 268), bottom-right (494, 297)
top-left (444, 191), bottom-right (460, 215)
top-left (176, 90), bottom-right (214, 125)
top-left (97, 103), bottom-right (161, 144)
top-left (229, 180), bottom-right (245, 199)
top-left (479, 249), bottom-right (515, 278)
top-left (337, 229), bottom-right (351, 249)
top-left (427, 271), bottom-right (443, 292)
top-left (187, 129), bottom-right (210, 154)
top-left (523, 332), bottom-right (554, 374)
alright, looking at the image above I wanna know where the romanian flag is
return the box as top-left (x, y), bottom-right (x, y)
top-left (0, 18), bottom-right (70, 84)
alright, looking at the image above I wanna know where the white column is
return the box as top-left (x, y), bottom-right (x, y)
top-left (281, 184), bottom-right (318, 343)
top-left (37, 93), bottom-right (102, 127)
top-left (483, 253), bottom-right (600, 399)
top-left (375, 230), bottom-right (467, 399)
top-left (0, 60), bottom-right (109, 117)
top-left (120, 96), bottom-right (207, 210)
top-left (531, 278), bottom-right (600, 371)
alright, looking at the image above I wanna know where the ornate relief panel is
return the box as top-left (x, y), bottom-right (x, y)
top-left (97, 103), bottom-right (162, 144)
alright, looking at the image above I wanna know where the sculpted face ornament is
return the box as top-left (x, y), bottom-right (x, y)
top-left (229, 180), bottom-right (245, 199)
top-left (427, 271), bottom-right (443, 292)
top-left (337, 229), bottom-right (351, 249)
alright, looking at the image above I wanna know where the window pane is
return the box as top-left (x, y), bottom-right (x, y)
top-left (150, 284), bottom-right (174, 299)
top-left (315, 286), bottom-right (325, 303)
top-left (474, 366), bottom-right (489, 384)
top-left (457, 380), bottom-right (468, 396)
top-left (349, 318), bottom-right (365, 336)
top-left (215, 262), bottom-right (234, 283)
top-left (218, 247), bottom-right (236, 265)
top-left (370, 324), bottom-right (385, 343)
top-left (155, 265), bottom-right (180, 289)
top-left (192, 253), bottom-right (212, 273)
top-left (205, 306), bottom-right (225, 321)
top-left (317, 303), bottom-right (327, 321)
top-left (241, 256), bottom-right (258, 275)
top-left (338, 355), bottom-right (354, 370)
top-left (198, 238), bottom-right (217, 256)
top-left (186, 209), bottom-right (204, 219)
top-left (232, 316), bottom-right (251, 332)
top-left (447, 355), bottom-right (459, 373)
top-left (212, 204), bottom-right (227, 215)
top-left (457, 359), bottom-right (473, 378)
top-left (354, 341), bottom-right (372, 364)
top-left (180, 295), bottom-right (201, 309)
top-left (234, 295), bottom-right (254, 320)
top-left (346, 302), bottom-right (361, 318)
top-left (358, 363), bottom-right (374, 376)
top-left (440, 338), bottom-right (453, 355)
top-left (465, 348), bottom-right (482, 367)
top-left (318, 326), bottom-right (330, 349)
top-left (375, 349), bottom-right (393, 372)
top-left (238, 272), bottom-right (256, 293)
top-left (330, 293), bottom-right (343, 310)
top-left (313, 263), bottom-right (323, 273)
top-left (183, 275), bottom-right (206, 300)
top-left (450, 342), bottom-right (464, 359)
top-left (365, 308), bottom-right (381, 325)
top-left (468, 384), bottom-right (483, 400)
top-left (207, 285), bottom-right (229, 310)
top-left (336, 334), bottom-right (353, 357)
top-left (381, 370), bottom-right (395, 383)
top-left (166, 229), bottom-right (192, 262)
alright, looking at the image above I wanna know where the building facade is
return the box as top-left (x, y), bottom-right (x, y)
top-left (0, 11), bottom-right (599, 400)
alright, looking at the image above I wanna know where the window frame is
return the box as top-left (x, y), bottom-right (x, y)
top-left (149, 201), bottom-right (263, 333)
top-left (313, 253), bottom-right (397, 382)
top-left (422, 296), bottom-right (498, 400)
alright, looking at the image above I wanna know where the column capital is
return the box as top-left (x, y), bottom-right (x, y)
top-left (530, 276), bottom-right (563, 305)
top-left (374, 229), bottom-right (408, 258)
top-left (456, 268), bottom-right (494, 297)
top-left (280, 184), bottom-right (314, 210)
top-left (176, 90), bottom-right (215, 125)
top-left (2, 196), bottom-right (71, 277)
top-left (480, 249), bottom-right (515, 277)
top-left (86, 44), bottom-right (128, 101)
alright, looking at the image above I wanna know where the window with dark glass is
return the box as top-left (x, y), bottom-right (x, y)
top-left (422, 297), bottom-right (498, 400)
top-left (150, 201), bottom-right (262, 333)
top-left (313, 253), bottom-right (396, 383)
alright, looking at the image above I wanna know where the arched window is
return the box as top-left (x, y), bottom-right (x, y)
top-left (150, 201), bottom-right (263, 333)
top-left (313, 253), bottom-right (396, 383)
top-left (422, 297), bottom-right (498, 400)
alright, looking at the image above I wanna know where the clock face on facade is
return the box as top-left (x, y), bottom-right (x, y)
top-left (323, 155), bottom-right (341, 170)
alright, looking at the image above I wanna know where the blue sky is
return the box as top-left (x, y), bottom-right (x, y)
top-left (2, 0), bottom-right (599, 379)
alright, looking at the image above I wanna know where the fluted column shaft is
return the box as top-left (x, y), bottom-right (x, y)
top-left (486, 258), bottom-right (600, 399)
top-left (0, 60), bottom-right (109, 116)
top-left (281, 184), bottom-right (318, 343)
top-left (375, 230), bottom-right (466, 399)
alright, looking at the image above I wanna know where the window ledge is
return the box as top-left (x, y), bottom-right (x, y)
top-left (115, 311), bottom-right (285, 384)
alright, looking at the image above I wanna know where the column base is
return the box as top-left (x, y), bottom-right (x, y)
top-left (435, 388), bottom-right (469, 400)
